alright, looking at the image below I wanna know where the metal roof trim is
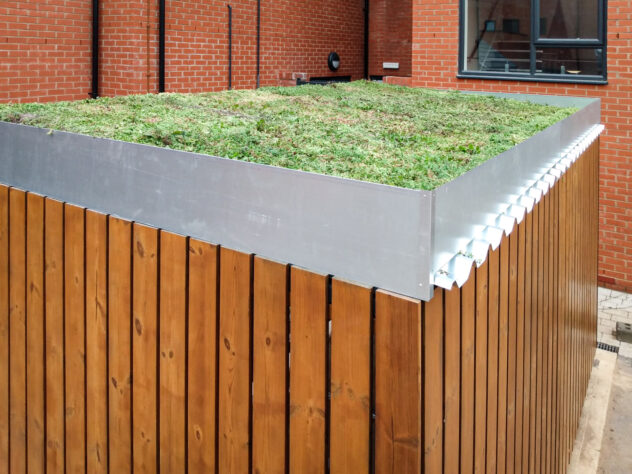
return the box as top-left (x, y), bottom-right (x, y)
top-left (432, 123), bottom-right (604, 290)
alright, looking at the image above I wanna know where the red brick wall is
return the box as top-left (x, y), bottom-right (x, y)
top-left (100, 0), bottom-right (157, 96)
top-left (0, 0), bottom-right (92, 103)
top-left (166, 0), bottom-right (365, 92)
top-left (260, 0), bottom-right (365, 86)
top-left (369, 0), bottom-right (412, 77)
top-left (412, 0), bottom-right (632, 292)
top-left (1, 0), bottom-right (365, 101)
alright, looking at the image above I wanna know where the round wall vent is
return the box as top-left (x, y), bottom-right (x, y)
top-left (328, 52), bottom-right (340, 72)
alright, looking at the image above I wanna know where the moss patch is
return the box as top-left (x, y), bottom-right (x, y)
top-left (0, 81), bottom-right (575, 190)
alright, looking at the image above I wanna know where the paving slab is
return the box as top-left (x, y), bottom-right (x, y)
top-left (596, 351), bottom-right (632, 474)
top-left (568, 349), bottom-right (617, 474)
top-left (598, 288), bottom-right (632, 348)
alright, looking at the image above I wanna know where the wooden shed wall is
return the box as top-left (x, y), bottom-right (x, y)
top-left (0, 140), bottom-right (598, 473)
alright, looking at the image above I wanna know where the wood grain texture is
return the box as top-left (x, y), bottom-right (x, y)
top-left (108, 217), bottom-right (132, 473)
top-left (535, 197), bottom-right (544, 474)
top-left (529, 204), bottom-right (539, 474)
top-left (26, 193), bottom-right (45, 474)
top-left (159, 231), bottom-right (187, 473)
top-left (498, 235), bottom-right (509, 474)
top-left (44, 198), bottom-right (64, 474)
top-left (0, 144), bottom-right (600, 474)
top-left (64, 204), bottom-right (86, 473)
top-left (252, 257), bottom-right (287, 474)
top-left (375, 290), bottom-right (422, 474)
top-left (557, 173), bottom-right (566, 474)
top-left (515, 218), bottom-right (526, 474)
top-left (474, 259), bottom-right (489, 474)
top-left (424, 288), bottom-right (444, 474)
top-left (444, 285), bottom-right (461, 474)
top-left (0, 186), bottom-right (8, 474)
top-left (132, 224), bottom-right (159, 474)
top-left (187, 239), bottom-right (218, 473)
top-left (330, 279), bottom-right (371, 474)
top-left (507, 229), bottom-right (519, 474)
top-left (523, 209), bottom-right (534, 474)
top-left (460, 272), bottom-right (476, 474)
top-left (543, 191), bottom-right (552, 474)
top-left (289, 267), bottom-right (327, 474)
top-left (85, 210), bottom-right (108, 474)
top-left (218, 248), bottom-right (252, 474)
top-left (486, 246), bottom-right (500, 474)
top-left (9, 188), bottom-right (26, 474)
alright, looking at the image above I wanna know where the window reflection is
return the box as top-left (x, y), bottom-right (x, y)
top-left (465, 0), bottom-right (531, 72)
top-left (539, 0), bottom-right (599, 39)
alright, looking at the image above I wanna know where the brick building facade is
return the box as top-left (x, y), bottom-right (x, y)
top-left (1, 0), bottom-right (630, 292)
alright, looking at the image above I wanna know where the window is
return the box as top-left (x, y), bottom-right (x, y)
top-left (459, 0), bottom-right (607, 83)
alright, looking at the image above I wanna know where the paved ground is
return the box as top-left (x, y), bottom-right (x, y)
top-left (568, 288), bottom-right (632, 473)
top-left (598, 287), bottom-right (632, 348)
top-left (596, 353), bottom-right (632, 474)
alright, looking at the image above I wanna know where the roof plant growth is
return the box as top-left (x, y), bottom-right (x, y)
top-left (0, 81), bottom-right (575, 190)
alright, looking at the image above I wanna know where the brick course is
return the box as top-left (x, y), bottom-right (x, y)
top-left (0, 0), bottom-right (92, 102)
top-left (369, 0), bottom-right (412, 77)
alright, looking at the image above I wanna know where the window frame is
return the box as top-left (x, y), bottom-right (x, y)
top-left (457, 0), bottom-right (608, 84)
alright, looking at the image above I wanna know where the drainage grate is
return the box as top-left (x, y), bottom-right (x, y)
top-left (597, 341), bottom-right (619, 353)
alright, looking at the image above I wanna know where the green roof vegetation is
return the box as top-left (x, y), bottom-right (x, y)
top-left (0, 81), bottom-right (575, 190)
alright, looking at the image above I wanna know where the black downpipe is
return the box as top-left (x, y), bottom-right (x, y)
top-left (364, 0), bottom-right (369, 79)
top-left (228, 5), bottom-right (233, 90)
top-left (159, 0), bottom-right (165, 92)
top-left (90, 0), bottom-right (99, 98)
top-left (256, 0), bottom-right (261, 88)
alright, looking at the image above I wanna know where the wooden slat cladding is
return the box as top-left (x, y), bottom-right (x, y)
top-left (0, 141), bottom-right (599, 473)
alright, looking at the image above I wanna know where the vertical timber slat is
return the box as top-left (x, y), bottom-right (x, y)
top-left (85, 210), bottom-right (108, 474)
top-left (486, 247), bottom-right (500, 474)
top-left (9, 188), bottom-right (26, 474)
top-left (187, 239), bottom-right (218, 473)
top-left (498, 235), bottom-right (510, 474)
top-left (64, 204), bottom-right (86, 473)
top-left (132, 224), bottom-right (159, 474)
top-left (0, 186), bottom-right (8, 474)
top-left (252, 257), bottom-right (287, 474)
top-left (289, 267), bottom-right (327, 474)
top-left (218, 248), bottom-right (252, 474)
top-left (330, 279), bottom-right (371, 474)
top-left (45, 198), bottom-right (64, 474)
top-left (424, 287), bottom-right (444, 473)
top-left (159, 231), bottom-right (187, 473)
top-left (444, 285), bottom-right (461, 474)
top-left (26, 193), bottom-right (45, 473)
top-left (507, 228), bottom-right (519, 474)
top-left (460, 272), bottom-right (476, 474)
top-left (108, 217), bottom-right (132, 473)
top-left (474, 259), bottom-right (489, 474)
top-left (375, 290), bottom-right (422, 473)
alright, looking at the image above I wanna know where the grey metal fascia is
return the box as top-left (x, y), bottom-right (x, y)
top-left (431, 95), bottom-right (602, 290)
top-left (0, 122), bottom-right (435, 300)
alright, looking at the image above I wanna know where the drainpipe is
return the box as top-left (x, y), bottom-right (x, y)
top-left (159, 0), bottom-right (165, 92)
top-left (90, 0), bottom-right (99, 98)
top-left (228, 5), bottom-right (232, 90)
top-left (256, 0), bottom-right (261, 88)
top-left (364, 0), bottom-right (369, 79)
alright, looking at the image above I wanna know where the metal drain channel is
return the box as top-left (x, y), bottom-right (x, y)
top-left (597, 341), bottom-right (619, 354)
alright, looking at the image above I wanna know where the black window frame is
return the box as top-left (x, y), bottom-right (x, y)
top-left (457, 0), bottom-right (608, 84)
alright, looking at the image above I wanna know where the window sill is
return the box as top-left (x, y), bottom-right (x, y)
top-left (457, 72), bottom-right (608, 86)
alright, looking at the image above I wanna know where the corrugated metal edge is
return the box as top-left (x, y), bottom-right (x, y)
top-left (432, 123), bottom-right (604, 290)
